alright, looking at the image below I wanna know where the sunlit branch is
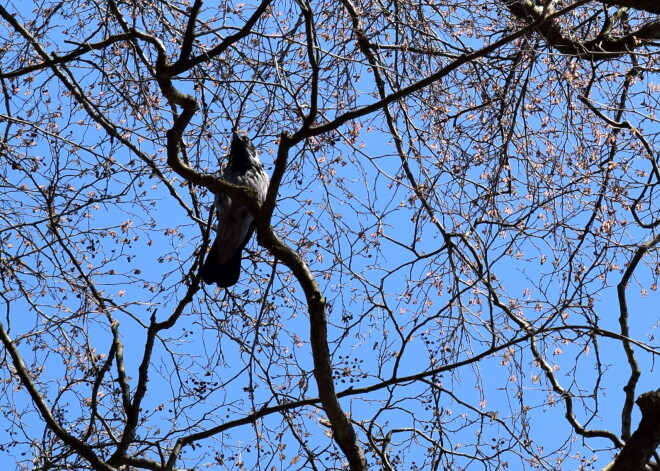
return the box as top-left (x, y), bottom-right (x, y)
top-left (256, 135), bottom-right (367, 470)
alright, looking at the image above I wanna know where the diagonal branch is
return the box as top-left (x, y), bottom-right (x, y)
top-left (167, 0), bottom-right (274, 76)
top-left (292, 0), bottom-right (590, 142)
top-left (178, 0), bottom-right (205, 64)
top-left (0, 31), bottom-right (135, 79)
top-left (0, 321), bottom-right (117, 471)
top-left (257, 134), bottom-right (368, 470)
top-left (502, 0), bottom-right (660, 59)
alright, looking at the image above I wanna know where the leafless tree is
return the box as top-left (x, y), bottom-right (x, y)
top-left (2, 0), bottom-right (660, 470)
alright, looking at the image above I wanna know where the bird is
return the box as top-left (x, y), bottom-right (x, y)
top-left (201, 131), bottom-right (270, 287)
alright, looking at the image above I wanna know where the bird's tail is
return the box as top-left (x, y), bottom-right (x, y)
top-left (201, 239), bottom-right (242, 288)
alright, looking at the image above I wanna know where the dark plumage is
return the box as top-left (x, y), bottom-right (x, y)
top-left (201, 132), bottom-right (270, 287)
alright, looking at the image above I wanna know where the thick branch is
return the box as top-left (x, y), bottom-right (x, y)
top-left (257, 135), bottom-right (367, 471)
top-left (601, 0), bottom-right (660, 14)
top-left (608, 390), bottom-right (660, 471)
top-left (503, 0), bottom-right (660, 60)
top-left (297, 0), bottom-right (321, 128)
top-left (178, 0), bottom-right (204, 63)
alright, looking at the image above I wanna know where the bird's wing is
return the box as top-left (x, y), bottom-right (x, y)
top-left (214, 193), bottom-right (255, 264)
top-left (213, 166), bottom-right (269, 263)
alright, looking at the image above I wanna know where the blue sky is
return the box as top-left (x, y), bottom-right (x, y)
top-left (2, 1), bottom-right (660, 470)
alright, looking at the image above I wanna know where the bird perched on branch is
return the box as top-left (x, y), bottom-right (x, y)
top-left (201, 131), bottom-right (270, 287)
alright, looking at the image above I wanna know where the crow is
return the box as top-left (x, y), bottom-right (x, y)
top-left (201, 131), bottom-right (270, 287)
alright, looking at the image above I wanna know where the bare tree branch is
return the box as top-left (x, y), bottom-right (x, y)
top-left (601, 0), bottom-right (660, 14)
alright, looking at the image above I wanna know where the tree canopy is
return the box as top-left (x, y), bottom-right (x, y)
top-left (2, 0), bottom-right (660, 470)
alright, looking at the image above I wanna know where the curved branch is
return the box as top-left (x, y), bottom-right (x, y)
top-left (617, 233), bottom-right (660, 439)
top-left (503, 0), bottom-right (660, 60)
top-left (257, 135), bottom-right (368, 471)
